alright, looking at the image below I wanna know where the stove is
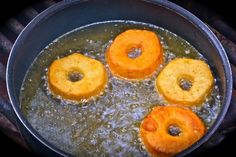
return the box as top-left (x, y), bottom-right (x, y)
top-left (0, 0), bottom-right (235, 156)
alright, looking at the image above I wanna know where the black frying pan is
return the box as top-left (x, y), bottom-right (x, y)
top-left (2, 0), bottom-right (234, 156)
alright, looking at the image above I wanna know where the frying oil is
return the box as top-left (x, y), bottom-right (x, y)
top-left (20, 20), bottom-right (221, 156)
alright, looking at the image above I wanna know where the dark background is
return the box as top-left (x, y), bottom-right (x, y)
top-left (1, 0), bottom-right (236, 28)
top-left (0, 0), bottom-right (235, 156)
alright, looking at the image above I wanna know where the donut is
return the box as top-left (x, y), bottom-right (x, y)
top-left (48, 53), bottom-right (107, 101)
top-left (156, 58), bottom-right (214, 106)
top-left (106, 29), bottom-right (163, 79)
top-left (140, 105), bottom-right (205, 156)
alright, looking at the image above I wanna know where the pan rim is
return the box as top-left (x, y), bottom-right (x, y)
top-left (6, 0), bottom-right (232, 156)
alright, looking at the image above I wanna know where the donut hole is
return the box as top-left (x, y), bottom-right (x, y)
top-left (127, 47), bottom-right (142, 59)
top-left (168, 124), bottom-right (182, 136)
top-left (178, 76), bottom-right (193, 91)
top-left (68, 71), bottom-right (83, 82)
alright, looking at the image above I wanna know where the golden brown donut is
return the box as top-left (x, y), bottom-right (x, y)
top-left (140, 106), bottom-right (205, 156)
top-left (48, 53), bottom-right (107, 101)
top-left (106, 29), bottom-right (163, 79)
top-left (156, 58), bottom-right (214, 106)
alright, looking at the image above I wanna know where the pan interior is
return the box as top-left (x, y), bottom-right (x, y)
top-left (19, 20), bottom-right (221, 156)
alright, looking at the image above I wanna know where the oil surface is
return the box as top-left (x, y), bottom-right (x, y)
top-left (20, 20), bottom-right (221, 156)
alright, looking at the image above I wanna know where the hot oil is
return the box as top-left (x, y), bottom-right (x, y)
top-left (20, 21), bottom-right (221, 156)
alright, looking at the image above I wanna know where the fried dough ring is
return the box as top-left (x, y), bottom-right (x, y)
top-left (140, 106), bottom-right (205, 156)
top-left (106, 29), bottom-right (163, 79)
top-left (156, 58), bottom-right (214, 106)
top-left (48, 53), bottom-right (107, 101)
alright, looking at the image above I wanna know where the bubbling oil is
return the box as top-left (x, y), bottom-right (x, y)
top-left (20, 20), bottom-right (221, 156)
